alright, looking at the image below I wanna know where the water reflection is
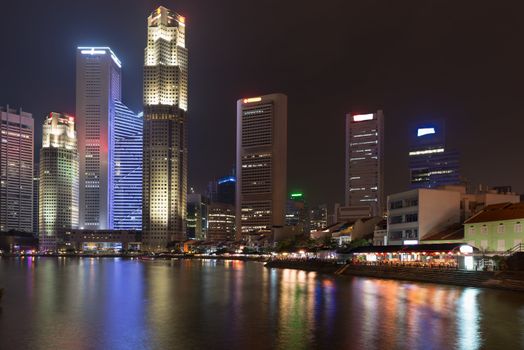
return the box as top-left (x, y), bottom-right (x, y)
top-left (0, 258), bottom-right (524, 349)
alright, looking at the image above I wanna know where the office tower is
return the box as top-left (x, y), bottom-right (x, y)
top-left (142, 6), bottom-right (189, 250)
top-left (217, 176), bottom-right (236, 205)
top-left (39, 113), bottom-right (79, 250)
top-left (112, 106), bottom-right (143, 230)
top-left (208, 175), bottom-right (236, 205)
top-left (236, 94), bottom-right (287, 241)
top-left (285, 193), bottom-right (310, 234)
top-left (345, 111), bottom-right (384, 217)
top-left (76, 46), bottom-right (141, 230)
top-left (207, 171), bottom-right (235, 203)
top-left (207, 202), bottom-right (236, 241)
top-left (187, 193), bottom-right (208, 240)
top-left (0, 106), bottom-right (34, 233)
top-left (409, 120), bottom-right (460, 189)
top-left (310, 204), bottom-right (328, 232)
top-left (33, 164), bottom-right (39, 235)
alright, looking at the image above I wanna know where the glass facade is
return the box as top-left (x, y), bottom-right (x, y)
top-left (409, 121), bottom-right (460, 189)
top-left (111, 102), bottom-right (142, 230)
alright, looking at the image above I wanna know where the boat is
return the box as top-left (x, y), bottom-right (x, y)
top-left (138, 256), bottom-right (155, 261)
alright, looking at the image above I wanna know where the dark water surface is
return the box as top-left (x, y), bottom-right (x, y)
top-left (1, 257), bottom-right (523, 349)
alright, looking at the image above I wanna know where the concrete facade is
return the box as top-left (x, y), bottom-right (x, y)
top-left (236, 94), bottom-right (287, 242)
top-left (0, 106), bottom-right (34, 233)
top-left (345, 110), bottom-right (384, 217)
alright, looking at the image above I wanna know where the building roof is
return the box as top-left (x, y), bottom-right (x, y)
top-left (422, 223), bottom-right (464, 241)
top-left (340, 243), bottom-right (475, 254)
top-left (465, 202), bottom-right (524, 224)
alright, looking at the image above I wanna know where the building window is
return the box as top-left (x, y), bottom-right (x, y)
top-left (497, 240), bottom-right (505, 252)
top-left (468, 226), bottom-right (475, 235)
top-left (497, 223), bottom-right (505, 234)
top-left (480, 225), bottom-right (488, 234)
top-left (405, 213), bottom-right (418, 223)
top-left (515, 222), bottom-right (522, 233)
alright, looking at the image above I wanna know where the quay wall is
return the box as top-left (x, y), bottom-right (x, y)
top-left (265, 260), bottom-right (524, 292)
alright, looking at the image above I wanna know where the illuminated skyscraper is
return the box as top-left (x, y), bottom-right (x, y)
top-left (76, 46), bottom-right (141, 230)
top-left (0, 106), bottom-right (34, 233)
top-left (409, 120), bottom-right (460, 188)
top-left (33, 164), bottom-right (39, 235)
top-left (39, 113), bottom-right (79, 251)
top-left (112, 105), bottom-right (142, 230)
top-left (236, 94), bottom-right (287, 241)
top-left (345, 111), bottom-right (384, 217)
top-left (142, 6), bottom-right (189, 250)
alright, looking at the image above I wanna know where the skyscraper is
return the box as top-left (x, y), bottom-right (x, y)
top-left (345, 111), bottom-right (384, 217)
top-left (39, 113), bottom-right (79, 251)
top-left (409, 120), bottom-right (460, 188)
top-left (0, 106), bottom-right (34, 233)
top-left (187, 193), bottom-right (208, 240)
top-left (285, 193), bottom-right (310, 234)
top-left (236, 94), bottom-right (287, 242)
top-left (112, 105), bottom-right (143, 230)
top-left (76, 46), bottom-right (141, 230)
top-left (142, 6), bottom-right (188, 250)
top-left (33, 163), bottom-right (39, 235)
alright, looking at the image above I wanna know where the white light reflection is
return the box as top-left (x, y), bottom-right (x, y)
top-left (457, 288), bottom-right (481, 350)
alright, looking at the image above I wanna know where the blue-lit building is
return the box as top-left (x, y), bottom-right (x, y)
top-left (207, 174), bottom-right (236, 206)
top-left (110, 104), bottom-right (143, 230)
top-left (217, 176), bottom-right (236, 205)
top-left (409, 120), bottom-right (460, 189)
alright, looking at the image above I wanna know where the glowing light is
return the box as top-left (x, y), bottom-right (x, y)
top-left (78, 47), bottom-right (122, 68)
top-left (290, 193), bottom-right (303, 198)
top-left (353, 114), bottom-right (374, 122)
top-left (80, 49), bottom-right (106, 55)
top-left (460, 245), bottom-right (473, 254)
top-left (417, 127), bottom-right (436, 137)
top-left (409, 148), bottom-right (445, 156)
top-left (403, 240), bottom-right (418, 245)
top-left (218, 176), bottom-right (235, 184)
top-left (243, 97), bottom-right (262, 103)
top-left (178, 16), bottom-right (186, 23)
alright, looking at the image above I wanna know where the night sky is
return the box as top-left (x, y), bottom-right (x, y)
top-left (2, 0), bottom-right (524, 207)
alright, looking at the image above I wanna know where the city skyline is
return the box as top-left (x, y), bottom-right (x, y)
top-left (2, 1), bottom-right (524, 209)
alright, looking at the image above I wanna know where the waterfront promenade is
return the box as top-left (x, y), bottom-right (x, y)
top-left (265, 258), bottom-right (524, 292)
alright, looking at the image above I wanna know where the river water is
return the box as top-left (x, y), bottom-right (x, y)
top-left (0, 257), bottom-right (523, 349)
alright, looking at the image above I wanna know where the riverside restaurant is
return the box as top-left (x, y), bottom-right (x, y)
top-left (342, 243), bottom-right (479, 270)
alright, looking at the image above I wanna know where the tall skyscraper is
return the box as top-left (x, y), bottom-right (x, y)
top-left (409, 120), bottom-right (460, 188)
top-left (112, 105), bottom-right (143, 230)
top-left (33, 163), bottom-right (39, 235)
top-left (39, 113), bottom-right (79, 250)
top-left (142, 6), bottom-right (189, 250)
top-left (0, 106), bottom-right (34, 233)
top-left (345, 111), bottom-right (384, 217)
top-left (236, 94), bottom-right (287, 242)
top-left (76, 46), bottom-right (141, 230)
